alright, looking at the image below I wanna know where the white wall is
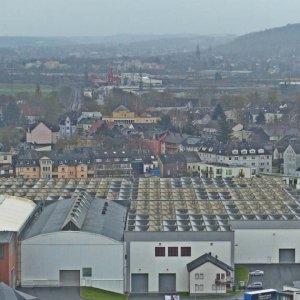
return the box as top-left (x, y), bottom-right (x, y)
top-left (21, 231), bottom-right (124, 293)
top-left (190, 262), bottom-right (227, 294)
top-left (129, 241), bottom-right (231, 292)
top-left (235, 229), bottom-right (300, 264)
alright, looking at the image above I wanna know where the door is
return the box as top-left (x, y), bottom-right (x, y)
top-left (159, 273), bottom-right (176, 293)
top-left (131, 274), bottom-right (148, 293)
top-left (59, 270), bottom-right (80, 286)
top-left (279, 249), bottom-right (295, 263)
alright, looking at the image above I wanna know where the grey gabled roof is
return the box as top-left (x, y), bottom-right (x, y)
top-left (22, 193), bottom-right (127, 242)
top-left (187, 253), bottom-right (233, 272)
top-left (0, 282), bottom-right (37, 300)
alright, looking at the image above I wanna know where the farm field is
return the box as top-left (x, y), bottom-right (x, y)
top-left (0, 83), bottom-right (56, 96)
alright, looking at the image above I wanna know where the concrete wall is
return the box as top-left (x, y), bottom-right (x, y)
top-left (128, 241), bottom-right (232, 293)
top-left (21, 231), bottom-right (124, 293)
top-left (234, 229), bottom-right (300, 264)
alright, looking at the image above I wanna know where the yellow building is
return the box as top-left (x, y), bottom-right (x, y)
top-left (103, 105), bottom-right (160, 124)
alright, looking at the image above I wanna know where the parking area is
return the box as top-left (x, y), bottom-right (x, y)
top-left (244, 264), bottom-right (300, 290)
top-left (18, 287), bottom-right (83, 300)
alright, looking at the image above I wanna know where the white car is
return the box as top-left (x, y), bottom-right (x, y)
top-left (247, 281), bottom-right (263, 289)
top-left (249, 270), bottom-right (264, 276)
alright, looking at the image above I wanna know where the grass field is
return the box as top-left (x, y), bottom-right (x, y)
top-left (80, 287), bottom-right (128, 300)
top-left (0, 83), bottom-right (56, 97)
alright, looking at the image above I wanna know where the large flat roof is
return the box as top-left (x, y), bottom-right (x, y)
top-left (0, 176), bottom-right (299, 233)
top-left (0, 195), bottom-right (36, 232)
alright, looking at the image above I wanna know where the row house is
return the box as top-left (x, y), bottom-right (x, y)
top-left (15, 149), bottom-right (132, 179)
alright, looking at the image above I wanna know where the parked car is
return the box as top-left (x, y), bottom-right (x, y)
top-left (247, 282), bottom-right (263, 289)
top-left (249, 270), bottom-right (264, 276)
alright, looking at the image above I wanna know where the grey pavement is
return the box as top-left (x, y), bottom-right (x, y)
top-left (128, 293), bottom-right (243, 300)
top-left (18, 287), bottom-right (83, 300)
top-left (245, 264), bottom-right (300, 290)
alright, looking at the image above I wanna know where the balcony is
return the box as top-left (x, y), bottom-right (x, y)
top-left (215, 277), bottom-right (231, 284)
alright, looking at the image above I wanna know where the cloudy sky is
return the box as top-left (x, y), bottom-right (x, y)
top-left (1, 0), bottom-right (300, 36)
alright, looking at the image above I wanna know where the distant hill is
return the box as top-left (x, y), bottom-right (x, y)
top-left (219, 23), bottom-right (300, 58)
top-left (0, 36), bottom-right (72, 48)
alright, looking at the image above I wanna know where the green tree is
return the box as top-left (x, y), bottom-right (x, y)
top-left (212, 103), bottom-right (225, 121)
top-left (217, 115), bottom-right (231, 143)
top-left (3, 101), bottom-right (20, 126)
top-left (256, 111), bottom-right (266, 124)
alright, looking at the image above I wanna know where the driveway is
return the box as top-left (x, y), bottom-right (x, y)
top-left (245, 264), bottom-right (300, 290)
top-left (18, 287), bottom-right (83, 300)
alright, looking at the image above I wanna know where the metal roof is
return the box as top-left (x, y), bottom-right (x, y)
top-left (22, 193), bottom-right (127, 242)
top-left (187, 253), bottom-right (233, 272)
top-left (0, 195), bottom-right (36, 232)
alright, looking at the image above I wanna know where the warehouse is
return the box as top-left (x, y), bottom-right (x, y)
top-left (125, 176), bottom-right (300, 293)
top-left (20, 192), bottom-right (127, 293)
top-left (0, 195), bottom-right (37, 288)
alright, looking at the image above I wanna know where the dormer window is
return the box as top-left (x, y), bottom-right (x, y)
top-left (249, 149), bottom-right (256, 154)
top-left (241, 149), bottom-right (247, 155)
top-left (258, 149), bottom-right (264, 154)
top-left (232, 149), bottom-right (238, 155)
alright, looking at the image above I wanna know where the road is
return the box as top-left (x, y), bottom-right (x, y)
top-left (71, 88), bottom-right (81, 111)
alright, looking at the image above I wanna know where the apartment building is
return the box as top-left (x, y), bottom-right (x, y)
top-left (15, 149), bottom-right (132, 179)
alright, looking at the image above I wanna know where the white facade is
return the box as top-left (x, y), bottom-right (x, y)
top-left (283, 145), bottom-right (300, 176)
top-left (189, 262), bottom-right (230, 294)
top-left (234, 228), bottom-right (300, 264)
top-left (21, 231), bottom-right (124, 293)
top-left (128, 240), bottom-right (232, 293)
top-left (59, 117), bottom-right (77, 138)
top-left (198, 149), bottom-right (272, 174)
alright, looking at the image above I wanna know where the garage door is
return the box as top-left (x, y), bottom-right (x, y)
top-left (279, 249), bottom-right (295, 263)
top-left (59, 270), bottom-right (80, 286)
top-left (159, 274), bottom-right (176, 293)
top-left (131, 274), bottom-right (148, 293)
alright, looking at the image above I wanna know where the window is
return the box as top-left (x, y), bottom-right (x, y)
top-left (234, 156), bottom-right (239, 161)
top-left (4, 156), bottom-right (7, 160)
top-left (195, 284), bottom-right (204, 291)
top-left (195, 273), bottom-right (200, 279)
top-left (199, 273), bottom-right (204, 279)
top-left (168, 247), bottom-right (178, 256)
top-left (155, 247), bottom-right (165, 257)
top-left (181, 247), bottom-right (191, 256)
top-left (0, 244), bottom-right (4, 259)
top-left (82, 268), bottom-right (92, 277)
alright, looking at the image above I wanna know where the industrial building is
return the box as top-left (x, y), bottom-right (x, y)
top-left (20, 192), bottom-right (127, 293)
top-left (0, 195), bottom-right (37, 288)
top-left (124, 176), bottom-right (300, 293)
top-left (1, 176), bottom-right (300, 294)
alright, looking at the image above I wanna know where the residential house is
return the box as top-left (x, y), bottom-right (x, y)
top-left (26, 122), bottom-right (60, 145)
top-left (187, 253), bottom-right (233, 294)
top-left (0, 152), bottom-right (14, 178)
top-left (283, 144), bottom-right (300, 176)
top-left (161, 133), bottom-right (190, 154)
top-left (59, 112), bottom-right (78, 138)
top-left (103, 105), bottom-right (160, 125)
top-left (158, 153), bottom-right (187, 177)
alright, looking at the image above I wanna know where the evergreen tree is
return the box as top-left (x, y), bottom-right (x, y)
top-left (256, 111), bottom-right (266, 124)
top-left (217, 115), bottom-right (231, 143)
top-left (212, 103), bottom-right (225, 121)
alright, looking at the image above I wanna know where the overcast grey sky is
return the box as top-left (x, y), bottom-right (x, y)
top-left (1, 0), bottom-right (300, 36)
